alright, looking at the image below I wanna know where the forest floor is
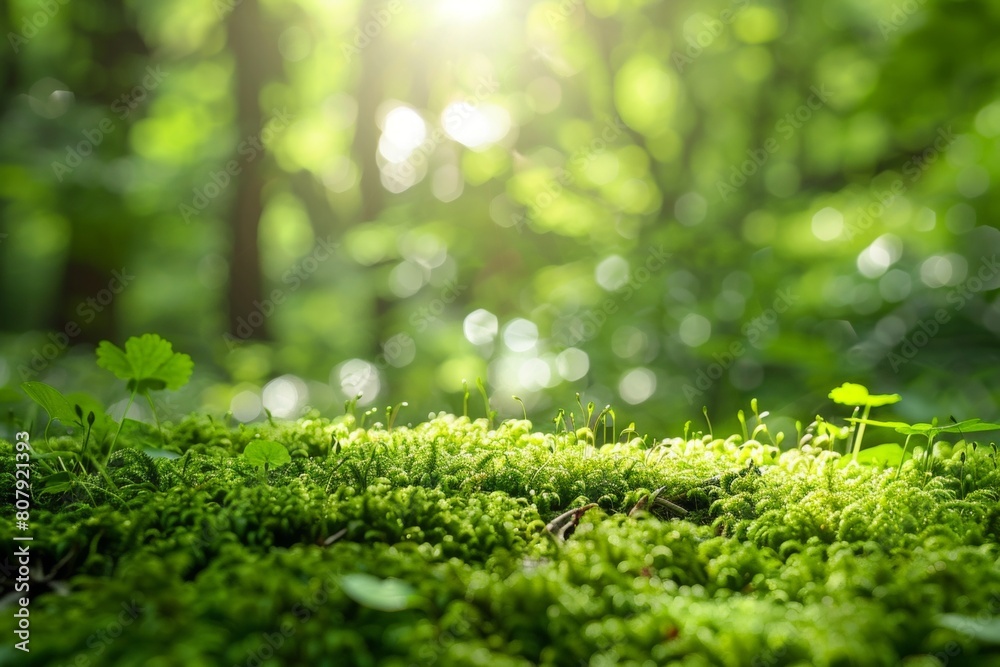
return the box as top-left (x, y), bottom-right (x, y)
top-left (2, 411), bottom-right (1000, 666)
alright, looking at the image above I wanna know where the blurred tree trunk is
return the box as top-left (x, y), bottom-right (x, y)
top-left (225, 0), bottom-right (271, 340)
top-left (350, 0), bottom-right (392, 355)
top-left (46, 9), bottom-right (150, 344)
top-left (351, 1), bottom-right (386, 225)
top-left (53, 261), bottom-right (119, 343)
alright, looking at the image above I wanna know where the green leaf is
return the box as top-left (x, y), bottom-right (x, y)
top-left (34, 450), bottom-right (81, 461)
top-left (63, 391), bottom-right (104, 417)
top-left (243, 440), bottom-right (291, 469)
top-left (338, 573), bottom-right (418, 612)
top-left (893, 425), bottom-right (937, 436)
top-left (95, 342), bottom-right (132, 381)
top-left (96, 334), bottom-right (193, 393)
top-left (828, 383), bottom-right (868, 406)
top-left (846, 418), bottom-right (923, 433)
top-left (862, 394), bottom-right (901, 407)
top-left (21, 382), bottom-right (80, 425)
top-left (937, 614), bottom-right (1000, 644)
top-left (838, 443), bottom-right (909, 468)
top-left (37, 471), bottom-right (74, 496)
top-left (828, 383), bottom-right (901, 408)
top-left (848, 417), bottom-right (1000, 437)
top-left (936, 419), bottom-right (1000, 434)
top-left (58, 392), bottom-right (118, 444)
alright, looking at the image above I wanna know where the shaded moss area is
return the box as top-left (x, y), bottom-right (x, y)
top-left (2, 414), bottom-right (1000, 666)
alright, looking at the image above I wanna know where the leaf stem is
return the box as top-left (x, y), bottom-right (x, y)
top-left (852, 404), bottom-right (871, 459)
top-left (145, 393), bottom-right (165, 445)
top-left (79, 415), bottom-right (93, 473)
top-left (894, 433), bottom-right (912, 481)
top-left (107, 388), bottom-right (137, 464)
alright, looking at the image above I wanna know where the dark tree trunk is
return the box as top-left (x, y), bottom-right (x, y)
top-left (54, 260), bottom-right (119, 343)
top-left (290, 170), bottom-right (338, 238)
top-left (44, 7), bottom-right (149, 343)
top-left (225, 0), bottom-right (270, 339)
top-left (350, 0), bottom-right (393, 354)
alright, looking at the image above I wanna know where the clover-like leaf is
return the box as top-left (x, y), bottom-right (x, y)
top-left (243, 440), bottom-right (291, 470)
top-left (21, 382), bottom-right (80, 425)
top-left (96, 334), bottom-right (193, 393)
top-left (338, 573), bottom-right (418, 612)
top-left (828, 383), bottom-right (901, 408)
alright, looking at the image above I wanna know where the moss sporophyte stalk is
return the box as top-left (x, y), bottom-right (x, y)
top-left (3, 337), bottom-right (1000, 665)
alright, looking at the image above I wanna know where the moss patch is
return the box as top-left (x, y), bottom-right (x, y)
top-left (2, 414), bottom-right (999, 666)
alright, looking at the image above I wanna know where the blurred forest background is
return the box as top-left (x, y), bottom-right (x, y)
top-left (1, 0), bottom-right (1000, 438)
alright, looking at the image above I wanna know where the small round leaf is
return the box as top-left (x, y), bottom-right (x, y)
top-left (243, 440), bottom-right (291, 469)
top-left (339, 574), bottom-right (417, 612)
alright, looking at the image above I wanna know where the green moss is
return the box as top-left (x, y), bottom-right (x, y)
top-left (2, 414), bottom-right (999, 666)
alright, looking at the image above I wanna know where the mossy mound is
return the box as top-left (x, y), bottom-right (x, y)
top-left (2, 414), bottom-right (1000, 666)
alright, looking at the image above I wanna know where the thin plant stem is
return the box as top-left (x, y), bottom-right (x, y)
top-left (145, 393), bottom-right (165, 445)
top-left (852, 405), bottom-right (871, 459)
top-left (107, 388), bottom-right (137, 464)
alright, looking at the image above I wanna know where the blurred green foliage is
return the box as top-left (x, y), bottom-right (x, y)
top-left (1, 0), bottom-right (1000, 436)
